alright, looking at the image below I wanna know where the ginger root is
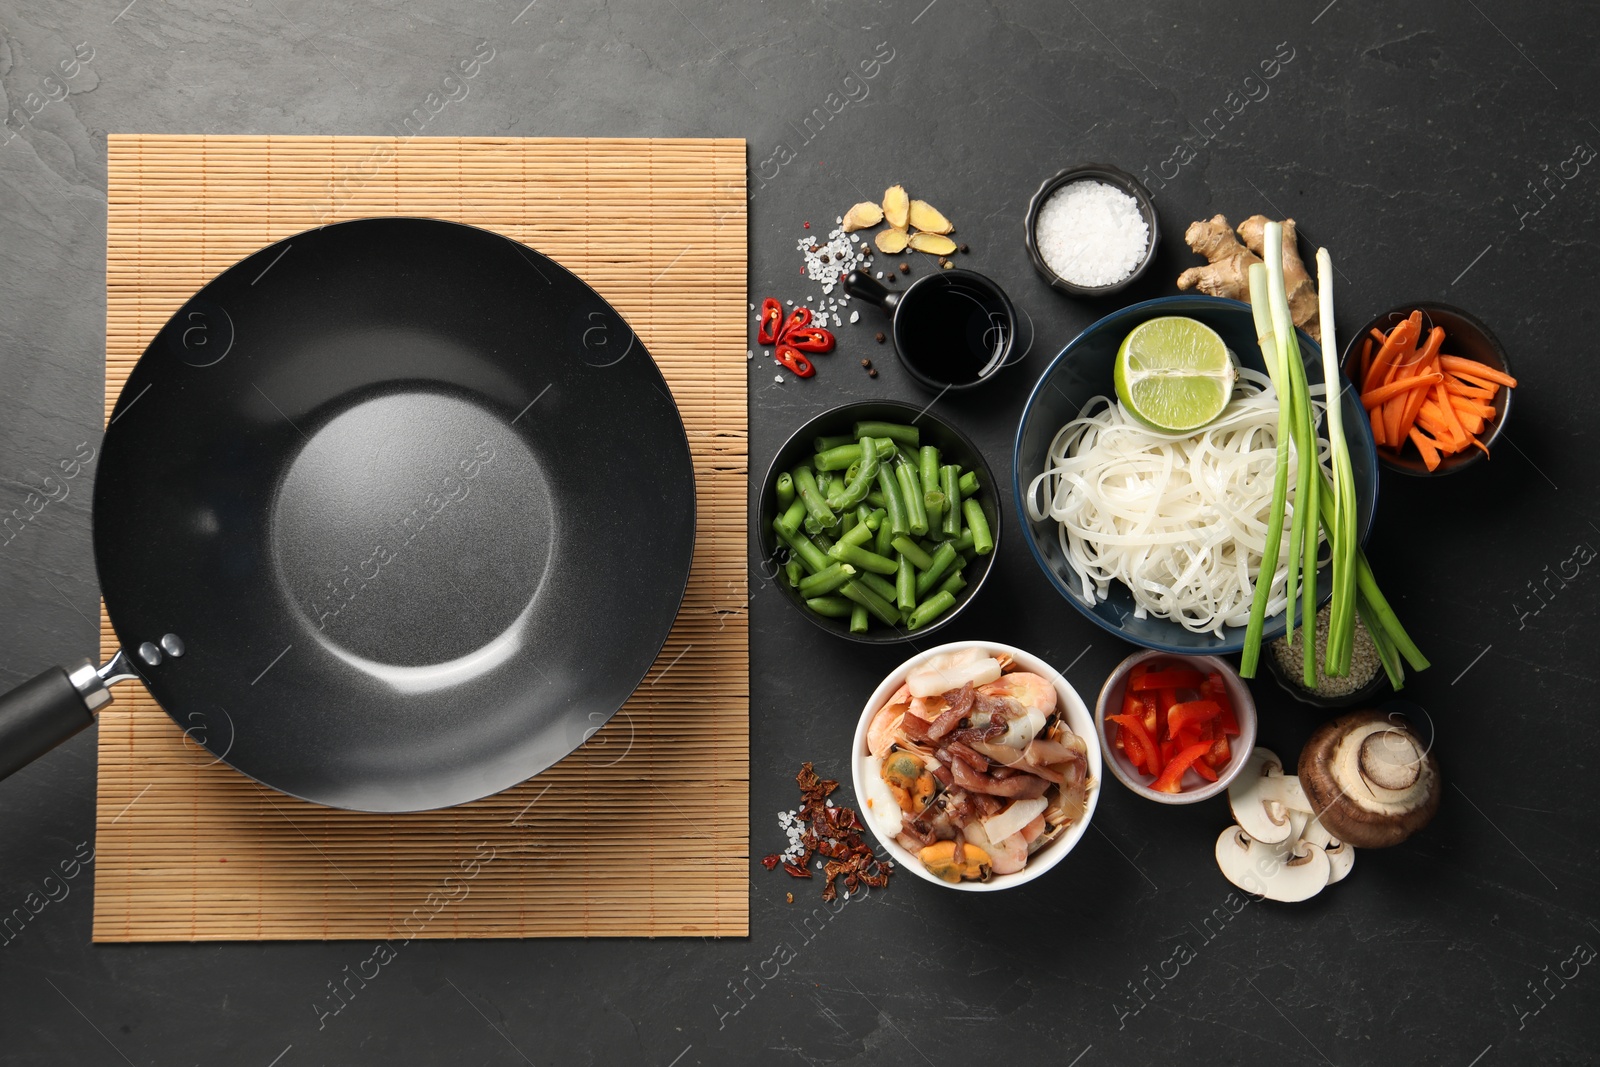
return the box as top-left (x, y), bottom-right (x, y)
top-left (1176, 214), bottom-right (1321, 342)
top-left (1176, 215), bottom-right (1260, 301)
top-left (1236, 215), bottom-right (1320, 342)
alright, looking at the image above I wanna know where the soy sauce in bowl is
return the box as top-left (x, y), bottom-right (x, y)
top-left (845, 267), bottom-right (1018, 392)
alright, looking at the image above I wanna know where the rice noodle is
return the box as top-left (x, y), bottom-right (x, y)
top-left (1025, 369), bottom-right (1328, 637)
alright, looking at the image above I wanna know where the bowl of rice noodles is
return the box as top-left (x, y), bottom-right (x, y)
top-left (1013, 295), bottom-right (1379, 654)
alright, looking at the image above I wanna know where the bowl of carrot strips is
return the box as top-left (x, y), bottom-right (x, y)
top-left (1341, 302), bottom-right (1516, 476)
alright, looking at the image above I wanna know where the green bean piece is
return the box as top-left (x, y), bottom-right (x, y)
top-left (895, 553), bottom-right (917, 612)
top-left (852, 420), bottom-right (920, 448)
top-left (776, 525), bottom-right (831, 574)
top-left (958, 469), bottom-right (980, 498)
top-left (866, 489), bottom-right (887, 509)
top-left (937, 569), bottom-right (967, 597)
top-left (891, 536), bottom-right (936, 571)
top-left (924, 488), bottom-right (947, 529)
top-left (840, 509), bottom-right (858, 534)
top-left (952, 529), bottom-right (975, 555)
top-left (963, 498), bottom-right (994, 555)
top-left (784, 558), bottom-right (803, 588)
top-left (828, 538), bottom-right (899, 576)
top-left (813, 531), bottom-right (835, 552)
top-left (815, 469), bottom-right (836, 495)
top-left (940, 465), bottom-right (963, 538)
top-left (814, 443), bottom-right (863, 471)
top-left (876, 465), bottom-right (909, 538)
top-left (831, 437), bottom-right (880, 511)
top-left (799, 562), bottom-right (857, 598)
top-left (858, 570), bottom-right (900, 604)
top-left (874, 515), bottom-right (894, 557)
top-left (806, 595), bottom-right (854, 618)
top-left (857, 505), bottom-right (881, 532)
top-left (906, 590), bottom-right (958, 631)
top-left (894, 460), bottom-right (929, 537)
top-left (840, 579), bottom-right (902, 625)
top-left (918, 445), bottom-right (942, 494)
top-left (776, 497), bottom-right (808, 540)
top-left (792, 465), bottom-right (837, 530)
top-left (813, 434), bottom-right (853, 453)
top-left (914, 542), bottom-right (960, 596)
top-left (870, 437), bottom-right (899, 458)
top-left (837, 521), bottom-right (874, 549)
top-left (803, 515), bottom-right (822, 536)
top-left (849, 604), bottom-right (870, 634)
top-left (775, 471), bottom-right (795, 509)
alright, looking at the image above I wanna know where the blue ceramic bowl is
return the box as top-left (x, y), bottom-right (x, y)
top-left (1012, 295), bottom-right (1379, 654)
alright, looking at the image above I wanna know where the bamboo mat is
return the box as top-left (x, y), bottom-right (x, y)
top-left (93, 135), bottom-right (748, 941)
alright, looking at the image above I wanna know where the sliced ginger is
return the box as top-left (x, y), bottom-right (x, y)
top-left (907, 200), bottom-right (953, 234)
top-left (843, 201), bottom-right (884, 232)
top-left (882, 185), bottom-right (910, 230)
top-left (875, 228), bottom-right (910, 254)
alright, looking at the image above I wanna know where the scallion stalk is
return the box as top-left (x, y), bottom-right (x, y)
top-left (1239, 263), bottom-right (1294, 679)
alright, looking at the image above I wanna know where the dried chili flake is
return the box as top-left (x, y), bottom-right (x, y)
top-left (766, 762), bottom-right (892, 899)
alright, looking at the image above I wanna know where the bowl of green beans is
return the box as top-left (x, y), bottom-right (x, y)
top-left (759, 401), bottom-right (1001, 643)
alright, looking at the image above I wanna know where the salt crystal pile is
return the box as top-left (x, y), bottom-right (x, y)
top-left (1034, 180), bottom-right (1149, 287)
top-left (796, 218), bottom-right (870, 329)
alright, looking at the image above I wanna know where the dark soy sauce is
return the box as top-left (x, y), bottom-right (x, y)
top-left (894, 274), bottom-right (1014, 385)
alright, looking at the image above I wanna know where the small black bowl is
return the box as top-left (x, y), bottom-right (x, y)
top-left (1340, 302), bottom-right (1513, 477)
top-left (1024, 164), bottom-right (1161, 298)
top-left (1261, 638), bottom-right (1393, 710)
top-left (757, 400), bottom-right (1001, 644)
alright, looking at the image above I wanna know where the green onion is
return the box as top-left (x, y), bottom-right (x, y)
top-left (1239, 263), bottom-right (1294, 678)
top-left (1316, 247), bottom-right (1361, 676)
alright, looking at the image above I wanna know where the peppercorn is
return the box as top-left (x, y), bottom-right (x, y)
top-left (860, 358), bottom-right (872, 368)
top-left (868, 368), bottom-right (878, 378)
top-left (887, 272), bottom-right (896, 282)
top-left (959, 243), bottom-right (969, 254)
top-left (899, 262), bottom-right (910, 273)
top-left (874, 332), bottom-right (886, 344)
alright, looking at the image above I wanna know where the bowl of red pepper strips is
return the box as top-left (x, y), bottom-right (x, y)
top-left (1094, 650), bottom-right (1257, 803)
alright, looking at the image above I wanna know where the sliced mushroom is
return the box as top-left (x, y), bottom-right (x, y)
top-left (1299, 709), bottom-right (1441, 848)
top-left (1214, 825), bottom-right (1330, 902)
top-left (1228, 748), bottom-right (1294, 844)
top-left (1324, 840), bottom-right (1355, 884)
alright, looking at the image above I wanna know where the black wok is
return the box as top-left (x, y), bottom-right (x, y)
top-left (0, 218), bottom-right (696, 812)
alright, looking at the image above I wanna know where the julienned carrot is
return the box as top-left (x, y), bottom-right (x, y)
top-left (1445, 377), bottom-right (1497, 400)
top-left (1361, 372), bottom-right (1442, 407)
top-left (1430, 382), bottom-right (1469, 445)
top-left (1408, 427), bottom-right (1442, 471)
top-left (1389, 328), bottom-right (1444, 446)
top-left (1360, 337), bottom-right (1374, 384)
top-left (1363, 317), bottom-right (1417, 393)
top-left (1370, 405), bottom-right (1387, 447)
top-left (1439, 355), bottom-right (1517, 388)
top-left (1449, 394), bottom-right (1495, 418)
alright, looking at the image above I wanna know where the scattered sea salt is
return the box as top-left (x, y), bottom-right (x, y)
top-left (1034, 179), bottom-right (1149, 287)
top-left (798, 226), bottom-right (870, 297)
top-left (775, 375), bottom-right (785, 383)
top-left (850, 310), bottom-right (860, 323)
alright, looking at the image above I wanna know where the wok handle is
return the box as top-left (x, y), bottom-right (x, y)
top-left (0, 661), bottom-right (107, 781)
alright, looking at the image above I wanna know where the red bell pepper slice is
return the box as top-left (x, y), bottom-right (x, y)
top-left (1202, 672), bottom-right (1241, 736)
top-left (786, 327), bottom-right (835, 354)
top-left (1151, 741), bottom-right (1215, 793)
top-left (757, 298), bottom-right (784, 346)
top-left (1108, 714), bottom-right (1161, 777)
top-left (1192, 756), bottom-right (1218, 782)
top-left (1130, 668), bottom-right (1204, 692)
top-left (1167, 700), bottom-right (1222, 739)
top-left (1203, 735), bottom-right (1232, 769)
top-left (775, 344), bottom-right (814, 378)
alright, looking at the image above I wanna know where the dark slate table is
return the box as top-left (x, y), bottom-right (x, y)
top-left (2, 2), bottom-right (1595, 1063)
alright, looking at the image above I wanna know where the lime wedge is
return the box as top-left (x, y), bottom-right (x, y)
top-left (1114, 316), bottom-right (1236, 433)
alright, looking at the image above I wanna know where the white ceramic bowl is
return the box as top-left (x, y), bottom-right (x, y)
top-left (850, 640), bottom-right (1102, 892)
top-left (1093, 649), bottom-right (1258, 804)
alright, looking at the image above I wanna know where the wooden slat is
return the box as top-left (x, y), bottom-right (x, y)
top-left (93, 134), bottom-right (748, 941)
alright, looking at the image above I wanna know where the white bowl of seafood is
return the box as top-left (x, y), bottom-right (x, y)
top-left (852, 641), bottom-right (1101, 891)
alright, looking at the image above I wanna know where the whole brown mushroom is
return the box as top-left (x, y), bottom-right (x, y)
top-left (1298, 709), bottom-right (1441, 849)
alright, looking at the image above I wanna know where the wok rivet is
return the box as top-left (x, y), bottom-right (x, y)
top-left (160, 633), bottom-right (185, 658)
top-left (137, 642), bottom-right (163, 666)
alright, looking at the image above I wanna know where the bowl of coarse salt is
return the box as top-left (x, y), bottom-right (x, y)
top-left (1025, 164), bottom-right (1160, 298)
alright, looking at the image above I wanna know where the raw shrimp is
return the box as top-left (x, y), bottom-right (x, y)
top-left (867, 684), bottom-right (911, 758)
top-left (976, 671), bottom-right (1057, 716)
top-left (963, 819), bottom-right (1028, 875)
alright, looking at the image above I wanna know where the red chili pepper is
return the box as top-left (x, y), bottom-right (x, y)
top-left (1130, 668), bottom-right (1204, 692)
top-left (757, 298), bottom-right (784, 345)
top-left (1167, 699), bottom-right (1222, 739)
top-left (776, 344), bottom-right (815, 378)
top-left (786, 327), bottom-right (835, 353)
top-left (1152, 741), bottom-right (1215, 793)
top-left (776, 306), bottom-right (812, 343)
top-left (1108, 713), bottom-right (1161, 777)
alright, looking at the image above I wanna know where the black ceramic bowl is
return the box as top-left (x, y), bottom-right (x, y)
top-left (757, 401), bottom-right (1001, 644)
top-left (1340, 302), bottom-right (1513, 476)
top-left (1024, 164), bottom-right (1160, 298)
top-left (1013, 295), bottom-right (1380, 655)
